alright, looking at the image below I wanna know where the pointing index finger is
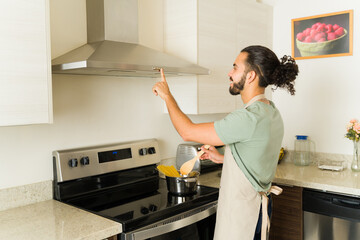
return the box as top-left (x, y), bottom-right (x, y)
top-left (160, 68), bottom-right (166, 82)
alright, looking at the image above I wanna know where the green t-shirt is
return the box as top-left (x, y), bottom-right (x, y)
top-left (214, 101), bottom-right (284, 192)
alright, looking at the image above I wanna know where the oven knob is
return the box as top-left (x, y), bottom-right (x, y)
top-left (140, 207), bottom-right (149, 215)
top-left (68, 158), bottom-right (78, 168)
top-left (139, 148), bottom-right (147, 156)
top-left (149, 204), bottom-right (158, 212)
top-left (80, 156), bottom-right (90, 165)
top-left (148, 147), bottom-right (156, 154)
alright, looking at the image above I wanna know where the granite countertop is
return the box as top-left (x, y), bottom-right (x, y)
top-left (198, 170), bottom-right (222, 188)
top-left (3, 159), bottom-right (360, 240)
top-left (199, 162), bottom-right (360, 196)
top-left (0, 199), bottom-right (121, 240)
top-left (274, 162), bottom-right (360, 196)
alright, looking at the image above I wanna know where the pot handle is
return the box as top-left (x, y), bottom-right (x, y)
top-left (178, 178), bottom-right (197, 183)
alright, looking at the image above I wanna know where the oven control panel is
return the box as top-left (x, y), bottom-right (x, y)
top-left (53, 139), bottom-right (160, 182)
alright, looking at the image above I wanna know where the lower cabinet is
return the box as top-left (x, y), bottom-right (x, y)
top-left (269, 184), bottom-right (303, 240)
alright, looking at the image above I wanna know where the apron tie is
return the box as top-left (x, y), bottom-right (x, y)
top-left (260, 185), bottom-right (283, 240)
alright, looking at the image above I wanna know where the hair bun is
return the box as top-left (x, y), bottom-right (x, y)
top-left (270, 55), bottom-right (299, 95)
top-left (280, 55), bottom-right (296, 65)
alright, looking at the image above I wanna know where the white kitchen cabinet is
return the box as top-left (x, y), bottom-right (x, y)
top-left (0, 0), bottom-right (53, 126)
top-left (164, 0), bottom-right (272, 114)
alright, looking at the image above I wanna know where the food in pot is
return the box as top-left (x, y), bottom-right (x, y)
top-left (157, 165), bottom-right (181, 177)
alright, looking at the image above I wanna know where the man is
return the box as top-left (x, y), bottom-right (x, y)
top-left (152, 45), bottom-right (298, 240)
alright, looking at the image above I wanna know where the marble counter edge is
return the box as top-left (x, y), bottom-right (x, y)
top-left (274, 162), bottom-right (360, 196)
top-left (273, 176), bottom-right (360, 196)
top-left (198, 164), bottom-right (360, 197)
top-left (0, 199), bottom-right (122, 240)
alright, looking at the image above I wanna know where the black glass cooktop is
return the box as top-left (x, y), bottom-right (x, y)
top-left (55, 165), bottom-right (219, 233)
top-left (101, 179), bottom-right (218, 231)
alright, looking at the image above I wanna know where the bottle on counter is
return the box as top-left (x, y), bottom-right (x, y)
top-left (293, 135), bottom-right (315, 166)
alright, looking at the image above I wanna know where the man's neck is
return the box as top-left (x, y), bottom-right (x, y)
top-left (241, 89), bottom-right (265, 105)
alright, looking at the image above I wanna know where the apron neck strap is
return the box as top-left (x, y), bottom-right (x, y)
top-left (244, 94), bottom-right (266, 109)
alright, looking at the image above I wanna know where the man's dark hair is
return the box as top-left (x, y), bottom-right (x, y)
top-left (241, 45), bottom-right (299, 95)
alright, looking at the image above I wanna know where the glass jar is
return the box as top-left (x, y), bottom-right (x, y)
top-left (294, 135), bottom-right (315, 166)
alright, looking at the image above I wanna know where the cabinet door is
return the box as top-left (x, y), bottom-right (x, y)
top-left (197, 0), bottom-right (238, 114)
top-left (269, 185), bottom-right (303, 240)
top-left (236, 0), bottom-right (273, 109)
top-left (0, 0), bottom-right (52, 126)
top-left (164, 0), bottom-right (237, 114)
top-left (164, 0), bottom-right (272, 114)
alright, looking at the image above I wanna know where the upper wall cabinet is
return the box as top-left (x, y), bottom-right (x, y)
top-left (0, 0), bottom-right (53, 126)
top-left (164, 0), bottom-right (273, 114)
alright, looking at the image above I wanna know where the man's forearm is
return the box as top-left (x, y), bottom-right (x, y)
top-left (152, 69), bottom-right (223, 145)
top-left (164, 94), bottom-right (193, 140)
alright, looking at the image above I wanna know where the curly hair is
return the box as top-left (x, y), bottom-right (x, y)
top-left (241, 45), bottom-right (299, 95)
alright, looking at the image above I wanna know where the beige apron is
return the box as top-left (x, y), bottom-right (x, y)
top-left (213, 94), bottom-right (282, 240)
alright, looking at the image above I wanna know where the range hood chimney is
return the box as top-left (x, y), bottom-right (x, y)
top-left (52, 0), bottom-right (209, 77)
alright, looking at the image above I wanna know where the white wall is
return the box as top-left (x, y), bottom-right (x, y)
top-left (272, 0), bottom-right (360, 154)
top-left (0, 0), bottom-right (225, 189)
top-left (6, 0), bottom-right (355, 190)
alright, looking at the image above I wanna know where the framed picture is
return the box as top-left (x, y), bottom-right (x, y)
top-left (292, 10), bottom-right (353, 60)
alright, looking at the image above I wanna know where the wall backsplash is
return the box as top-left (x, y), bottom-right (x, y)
top-left (0, 0), bottom-right (227, 190)
top-left (0, 74), bottom-right (226, 189)
top-left (283, 150), bottom-right (353, 169)
top-left (2, 0), bottom-right (360, 191)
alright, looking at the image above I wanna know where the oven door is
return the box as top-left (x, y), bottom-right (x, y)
top-left (120, 201), bottom-right (217, 240)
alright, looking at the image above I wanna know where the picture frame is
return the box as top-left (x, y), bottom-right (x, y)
top-left (292, 10), bottom-right (353, 60)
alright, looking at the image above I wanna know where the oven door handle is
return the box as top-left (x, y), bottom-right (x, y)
top-left (121, 202), bottom-right (217, 240)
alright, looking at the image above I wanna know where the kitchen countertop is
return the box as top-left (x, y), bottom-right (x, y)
top-left (0, 199), bottom-right (121, 240)
top-left (3, 161), bottom-right (360, 240)
top-left (198, 170), bottom-right (222, 188)
top-left (274, 162), bottom-right (360, 196)
top-left (199, 162), bottom-right (360, 196)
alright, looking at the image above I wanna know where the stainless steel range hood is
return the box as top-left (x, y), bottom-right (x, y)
top-left (52, 0), bottom-right (209, 77)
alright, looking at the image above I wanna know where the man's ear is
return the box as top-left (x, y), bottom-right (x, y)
top-left (246, 70), bottom-right (256, 83)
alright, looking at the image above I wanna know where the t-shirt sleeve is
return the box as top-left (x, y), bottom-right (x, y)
top-left (214, 109), bottom-right (257, 144)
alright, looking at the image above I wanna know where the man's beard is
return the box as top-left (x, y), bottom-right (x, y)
top-left (229, 74), bottom-right (246, 95)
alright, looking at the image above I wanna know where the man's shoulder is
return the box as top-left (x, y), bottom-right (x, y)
top-left (246, 101), bottom-right (279, 115)
top-left (228, 107), bottom-right (257, 120)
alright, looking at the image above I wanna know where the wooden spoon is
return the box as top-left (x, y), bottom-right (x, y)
top-left (180, 145), bottom-right (210, 176)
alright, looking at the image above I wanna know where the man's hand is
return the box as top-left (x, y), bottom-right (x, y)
top-left (152, 68), bottom-right (171, 100)
top-left (151, 69), bottom-right (224, 147)
top-left (199, 145), bottom-right (224, 164)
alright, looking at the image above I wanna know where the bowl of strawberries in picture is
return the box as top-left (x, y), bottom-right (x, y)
top-left (295, 22), bottom-right (347, 57)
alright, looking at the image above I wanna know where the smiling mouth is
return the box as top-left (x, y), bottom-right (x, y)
top-left (229, 77), bottom-right (234, 85)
